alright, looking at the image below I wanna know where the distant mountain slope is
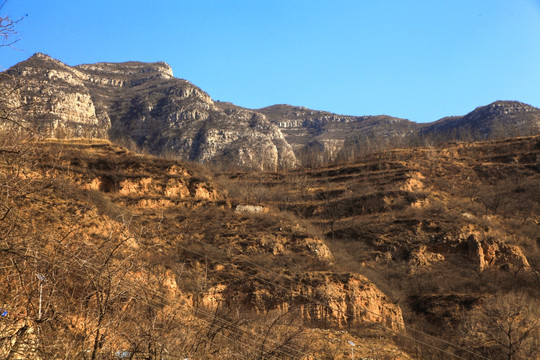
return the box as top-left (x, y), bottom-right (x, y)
top-left (256, 104), bottom-right (418, 164)
top-left (1, 54), bottom-right (539, 169)
top-left (419, 100), bottom-right (540, 141)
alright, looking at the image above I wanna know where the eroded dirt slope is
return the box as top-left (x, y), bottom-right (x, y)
top-left (0, 137), bottom-right (410, 359)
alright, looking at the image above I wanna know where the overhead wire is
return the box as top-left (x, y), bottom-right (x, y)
top-left (125, 271), bottom-right (308, 360)
top-left (193, 306), bottom-right (303, 360)
top-left (101, 267), bottom-right (305, 360)
top-left (0, 147), bottom-right (310, 359)
top-left (1, 238), bottom-right (301, 359)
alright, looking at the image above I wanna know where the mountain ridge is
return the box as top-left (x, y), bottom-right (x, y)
top-left (1, 53), bottom-right (539, 170)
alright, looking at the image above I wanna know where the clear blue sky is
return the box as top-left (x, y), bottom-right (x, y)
top-left (2, 0), bottom-right (540, 123)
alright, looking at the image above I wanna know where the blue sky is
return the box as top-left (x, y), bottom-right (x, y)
top-left (2, 0), bottom-right (540, 123)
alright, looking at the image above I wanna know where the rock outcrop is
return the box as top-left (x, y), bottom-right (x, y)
top-left (0, 53), bottom-right (109, 138)
top-left (466, 234), bottom-right (530, 272)
top-left (0, 319), bottom-right (39, 360)
top-left (200, 271), bottom-right (404, 331)
top-left (291, 272), bottom-right (404, 331)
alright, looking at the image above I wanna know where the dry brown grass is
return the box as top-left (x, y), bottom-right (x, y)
top-left (1, 135), bottom-right (539, 359)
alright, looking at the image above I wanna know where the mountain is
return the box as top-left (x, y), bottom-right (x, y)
top-left (1, 53), bottom-right (540, 170)
top-left (255, 104), bottom-right (418, 165)
top-left (0, 53), bottom-right (296, 171)
top-left (419, 100), bottom-right (540, 141)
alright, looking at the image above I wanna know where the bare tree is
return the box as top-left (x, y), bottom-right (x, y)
top-left (462, 292), bottom-right (540, 360)
top-left (0, 0), bottom-right (22, 48)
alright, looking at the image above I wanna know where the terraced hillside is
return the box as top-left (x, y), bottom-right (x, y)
top-left (219, 135), bottom-right (540, 359)
top-left (0, 134), bottom-right (538, 359)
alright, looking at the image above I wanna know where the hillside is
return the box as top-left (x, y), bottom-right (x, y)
top-left (1, 54), bottom-right (539, 170)
top-left (218, 135), bottom-right (540, 359)
top-left (0, 136), bottom-right (408, 359)
top-left (254, 104), bottom-right (418, 167)
top-left (0, 133), bottom-right (538, 359)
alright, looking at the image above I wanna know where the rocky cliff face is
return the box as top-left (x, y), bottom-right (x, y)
top-left (1, 54), bottom-right (539, 170)
top-left (0, 54), bottom-right (296, 170)
top-left (290, 272), bottom-right (404, 331)
top-left (197, 271), bottom-right (404, 331)
top-left (466, 232), bottom-right (530, 272)
top-left (0, 53), bottom-right (108, 138)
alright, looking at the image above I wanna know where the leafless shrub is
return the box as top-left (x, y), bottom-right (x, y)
top-left (460, 292), bottom-right (540, 360)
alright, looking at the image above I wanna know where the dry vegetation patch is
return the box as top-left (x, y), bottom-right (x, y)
top-left (1, 136), bottom-right (539, 359)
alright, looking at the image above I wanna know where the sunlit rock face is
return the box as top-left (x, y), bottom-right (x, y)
top-left (0, 53), bottom-right (108, 138)
top-left (197, 271), bottom-right (405, 331)
top-left (0, 53), bottom-right (297, 170)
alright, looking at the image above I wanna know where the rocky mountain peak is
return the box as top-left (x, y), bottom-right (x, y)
top-left (468, 100), bottom-right (539, 120)
top-left (420, 100), bottom-right (540, 141)
top-left (30, 52), bottom-right (56, 61)
top-left (28, 52), bottom-right (64, 64)
top-left (7, 52), bottom-right (81, 78)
